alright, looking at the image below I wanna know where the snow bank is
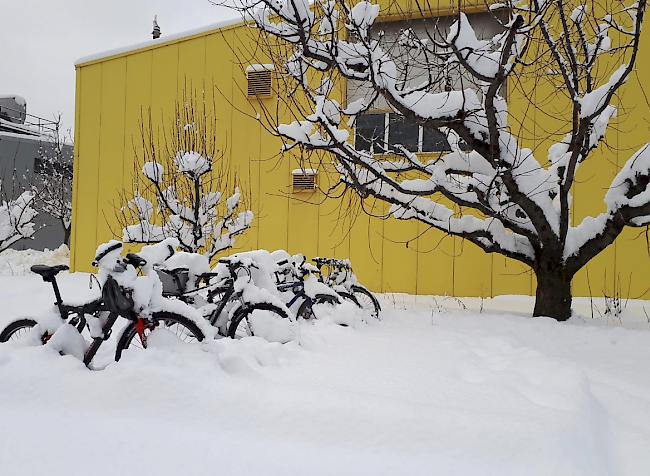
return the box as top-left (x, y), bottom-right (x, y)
top-left (1, 297), bottom-right (649, 475)
top-left (0, 244), bottom-right (69, 276)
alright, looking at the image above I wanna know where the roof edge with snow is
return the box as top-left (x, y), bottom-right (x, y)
top-left (75, 15), bottom-right (246, 67)
top-left (75, 2), bottom-right (494, 67)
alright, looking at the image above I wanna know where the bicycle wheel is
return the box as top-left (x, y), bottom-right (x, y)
top-left (0, 318), bottom-right (38, 343)
top-left (297, 294), bottom-right (340, 320)
top-left (227, 303), bottom-right (289, 339)
top-left (351, 285), bottom-right (381, 319)
top-left (339, 291), bottom-right (360, 307)
top-left (115, 312), bottom-right (205, 361)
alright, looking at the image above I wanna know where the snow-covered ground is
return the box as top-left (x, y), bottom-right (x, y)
top-left (0, 244), bottom-right (69, 276)
top-left (1, 250), bottom-right (649, 475)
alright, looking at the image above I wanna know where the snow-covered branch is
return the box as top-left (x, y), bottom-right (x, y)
top-left (123, 155), bottom-right (254, 260)
top-left (0, 188), bottom-right (37, 253)
top-left (118, 90), bottom-right (254, 261)
top-left (30, 116), bottom-right (73, 245)
top-left (232, 0), bottom-right (647, 320)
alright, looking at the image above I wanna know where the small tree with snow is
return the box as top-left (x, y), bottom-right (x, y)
top-left (231, 0), bottom-right (648, 320)
top-left (0, 182), bottom-right (37, 253)
top-left (119, 90), bottom-right (253, 260)
top-left (31, 115), bottom-right (73, 245)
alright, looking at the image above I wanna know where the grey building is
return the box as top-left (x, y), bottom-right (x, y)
top-left (0, 95), bottom-right (72, 250)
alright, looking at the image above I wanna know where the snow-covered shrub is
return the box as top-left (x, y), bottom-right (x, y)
top-left (119, 88), bottom-right (253, 261)
top-left (0, 187), bottom-right (37, 253)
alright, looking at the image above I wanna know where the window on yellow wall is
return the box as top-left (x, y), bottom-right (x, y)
top-left (355, 112), bottom-right (450, 154)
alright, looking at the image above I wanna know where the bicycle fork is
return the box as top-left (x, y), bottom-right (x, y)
top-left (82, 312), bottom-right (119, 368)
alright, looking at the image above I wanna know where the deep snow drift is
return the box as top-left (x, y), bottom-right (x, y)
top-left (0, 258), bottom-right (649, 475)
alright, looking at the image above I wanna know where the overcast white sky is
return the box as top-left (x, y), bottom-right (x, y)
top-left (1, 0), bottom-right (239, 133)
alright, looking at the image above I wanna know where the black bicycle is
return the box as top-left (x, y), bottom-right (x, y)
top-left (312, 257), bottom-right (381, 320)
top-left (0, 242), bottom-right (205, 367)
top-left (273, 256), bottom-right (340, 320)
top-left (156, 257), bottom-right (290, 339)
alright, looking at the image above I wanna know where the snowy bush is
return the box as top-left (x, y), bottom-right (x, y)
top-left (0, 187), bottom-right (37, 253)
top-left (119, 88), bottom-right (253, 261)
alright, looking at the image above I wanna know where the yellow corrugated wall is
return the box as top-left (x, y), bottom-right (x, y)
top-left (71, 2), bottom-right (650, 299)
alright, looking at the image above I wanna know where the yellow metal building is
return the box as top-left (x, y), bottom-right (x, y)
top-left (72, 0), bottom-right (650, 299)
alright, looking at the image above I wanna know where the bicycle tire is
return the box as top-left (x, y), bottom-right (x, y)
top-left (339, 291), bottom-right (360, 307)
top-left (297, 294), bottom-right (340, 320)
top-left (115, 312), bottom-right (205, 361)
top-left (227, 303), bottom-right (289, 339)
top-left (351, 285), bottom-right (381, 319)
top-left (0, 318), bottom-right (38, 343)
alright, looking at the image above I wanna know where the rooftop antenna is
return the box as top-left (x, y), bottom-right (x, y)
top-left (152, 15), bottom-right (161, 39)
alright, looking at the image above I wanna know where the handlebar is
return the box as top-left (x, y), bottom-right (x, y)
top-left (217, 257), bottom-right (258, 281)
top-left (124, 253), bottom-right (147, 268)
top-left (92, 242), bottom-right (123, 267)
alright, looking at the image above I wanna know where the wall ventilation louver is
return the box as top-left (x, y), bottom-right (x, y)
top-left (246, 64), bottom-right (274, 98)
top-left (292, 169), bottom-right (317, 192)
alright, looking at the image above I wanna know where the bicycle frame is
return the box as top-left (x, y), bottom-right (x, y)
top-left (194, 262), bottom-right (257, 330)
top-left (81, 311), bottom-right (120, 366)
top-left (41, 273), bottom-right (119, 368)
top-left (314, 259), bottom-right (353, 292)
top-left (276, 280), bottom-right (314, 311)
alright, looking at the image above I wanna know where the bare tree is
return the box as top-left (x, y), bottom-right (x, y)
top-left (118, 88), bottom-right (254, 260)
top-left (227, 0), bottom-right (648, 320)
top-left (31, 115), bottom-right (73, 245)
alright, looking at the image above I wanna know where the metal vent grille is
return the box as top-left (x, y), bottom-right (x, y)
top-left (292, 170), bottom-right (317, 192)
top-left (247, 70), bottom-right (273, 97)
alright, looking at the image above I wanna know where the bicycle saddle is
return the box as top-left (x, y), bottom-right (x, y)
top-left (30, 264), bottom-right (70, 281)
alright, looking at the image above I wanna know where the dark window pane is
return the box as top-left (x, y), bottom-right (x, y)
top-left (388, 114), bottom-right (419, 152)
top-left (33, 155), bottom-right (73, 178)
top-left (422, 127), bottom-right (451, 152)
top-left (33, 156), bottom-right (46, 174)
top-left (355, 113), bottom-right (386, 153)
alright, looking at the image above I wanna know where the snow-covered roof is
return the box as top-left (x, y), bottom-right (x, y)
top-left (0, 118), bottom-right (43, 138)
top-left (0, 95), bottom-right (26, 106)
top-left (75, 15), bottom-right (245, 66)
top-left (0, 129), bottom-right (49, 143)
top-left (0, 118), bottom-right (67, 144)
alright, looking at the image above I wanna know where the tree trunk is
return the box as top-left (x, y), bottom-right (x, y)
top-left (533, 268), bottom-right (572, 321)
top-left (63, 224), bottom-right (71, 247)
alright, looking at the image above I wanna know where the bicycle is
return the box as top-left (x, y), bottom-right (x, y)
top-left (0, 241), bottom-right (206, 367)
top-left (272, 255), bottom-right (340, 320)
top-left (156, 255), bottom-right (291, 340)
top-left (312, 257), bottom-right (381, 320)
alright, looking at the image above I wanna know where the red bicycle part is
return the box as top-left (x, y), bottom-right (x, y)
top-left (135, 317), bottom-right (147, 348)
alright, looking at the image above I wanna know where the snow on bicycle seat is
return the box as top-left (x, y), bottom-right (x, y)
top-left (30, 264), bottom-right (70, 280)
